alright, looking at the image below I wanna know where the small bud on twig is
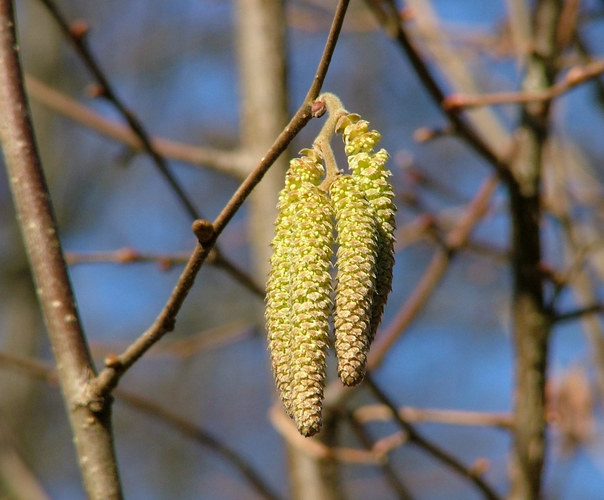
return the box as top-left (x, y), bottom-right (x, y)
top-left (192, 219), bottom-right (215, 244)
top-left (69, 19), bottom-right (90, 40)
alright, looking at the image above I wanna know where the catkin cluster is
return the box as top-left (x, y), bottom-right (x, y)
top-left (265, 111), bottom-right (396, 437)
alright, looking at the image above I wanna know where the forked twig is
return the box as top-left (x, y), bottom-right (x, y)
top-left (35, 0), bottom-right (263, 298)
top-left (91, 0), bottom-right (351, 398)
top-left (364, 375), bottom-right (501, 500)
top-left (443, 60), bottom-right (604, 110)
top-left (0, 351), bottom-right (281, 500)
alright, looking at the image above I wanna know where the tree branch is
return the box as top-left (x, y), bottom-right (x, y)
top-left (25, 75), bottom-right (247, 178)
top-left (35, 0), bottom-right (264, 299)
top-left (507, 1), bottom-right (563, 498)
top-left (364, 375), bottom-right (501, 500)
top-left (443, 60), bottom-right (604, 110)
top-left (364, 0), bottom-right (514, 184)
top-left (0, 2), bottom-right (122, 498)
top-left (90, 0), bottom-right (351, 399)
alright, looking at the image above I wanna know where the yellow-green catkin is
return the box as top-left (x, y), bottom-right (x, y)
top-left (342, 117), bottom-right (397, 342)
top-left (288, 184), bottom-right (333, 436)
top-left (330, 175), bottom-right (379, 386)
top-left (265, 149), bottom-right (324, 417)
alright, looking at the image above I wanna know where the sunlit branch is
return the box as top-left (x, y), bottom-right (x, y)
top-left (364, 375), bottom-right (501, 500)
top-left (443, 60), bottom-right (604, 110)
top-left (90, 0), bottom-right (351, 398)
top-left (354, 404), bottom-right (513, 429)
top-left (346, 412), bottom-right (414, 500)
top-left (0, 351), bottom-right (280, 500)
top-left (25, 75), bottom-right (246, 179)
top-left (35, 0), bottom-right (263, 299)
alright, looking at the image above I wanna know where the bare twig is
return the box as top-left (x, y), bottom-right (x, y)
top-left (365, 0), bottom-right (514, 184)
top-left (0, 352), bottom-right (281, 500)
top-left (0, 2), bottom-right (122, 498)
top-left (25, 75), bottom-right (246, 178)
top-left (90, 0), bottom-right (351, 398)
top-left (354, 405), bottom-right (513, 429)
top-left (554, 302), bottom-right (604, 323)
top-left (346, 412), bottom-right (414, 500)
top-left (443, 60), bottom-right (604, 109)
top-left (368, 175), bottom-right (498, 369)
top-left (364, 375), bottom-right (501, 500)
top-left (65, 248), bottom-right (190, 269)
top-left (116, 390), bottom-right (282, 500)
top-left (35, 0), bottom-right (263, 299)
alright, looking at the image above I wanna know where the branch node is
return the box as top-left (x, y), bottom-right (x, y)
top-left (104, 354), bottom-right (122, 369)
top-left (85, 83), bottom-right (107, 99)
top-left (192, 219), bottom-right (215, 244)
top-left (69, 19), bottom-right (90, 40)
top-left (311, 99), bottom-right (327, 118)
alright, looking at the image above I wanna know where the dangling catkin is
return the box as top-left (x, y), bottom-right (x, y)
top-left (330, 174), bottom-right (379, 386)
top-left (265, 150), bottom-right (324, 417)
top-left (266, 102), bottom-right (397, 437)
top-left (288, 184), bottom-right (333, 435)
top-left (342, 118), bottom-right (397, 342)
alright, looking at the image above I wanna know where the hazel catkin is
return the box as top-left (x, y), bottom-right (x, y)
top-left (265, 149), bottom-right (333, 436)
top-left (266, 104), bottom-right (397, 437)
top-left (265, 149), bottom-right (324, 417)
top-left (288, 184), bottom-right (333, 435)
top-left (330, 174), bottom-right (379, 386)
top-left (346, 145), bottom-right (397, 342)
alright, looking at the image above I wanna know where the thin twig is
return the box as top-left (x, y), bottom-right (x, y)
top-left (35, 0), bottom-right (263, 299)
top-left (367, 175), bottom-right (498, 369)
top-left (554, 303), bottom-right (604, 323)
top-left (90, 0), bottom-right (351, 398)
top-left (0, 3), bottom-right (122, 497)
top-left (364, 375), bottom-right (501, 500)
top-left (354, 404), bottom-right (513, 429)
top-left (346, 412), bottom-right (414, 500)
top-left (443, 60), bottom-right (604, 109)
top-left (116, 390), bottom-right (282, 500)
top-left (0, 352), bottom-right (281, 500)
top-left (364, 0), bottom-right (514, 185)
top-left (25, 75), bottom-right (246, 178)
top-left (65, 248), bottom-right (190, 268)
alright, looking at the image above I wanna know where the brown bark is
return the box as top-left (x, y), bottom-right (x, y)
top-left (507, 1), bottom-right (563, 498)
top-left (0, 2), bottom-right (123, 498)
